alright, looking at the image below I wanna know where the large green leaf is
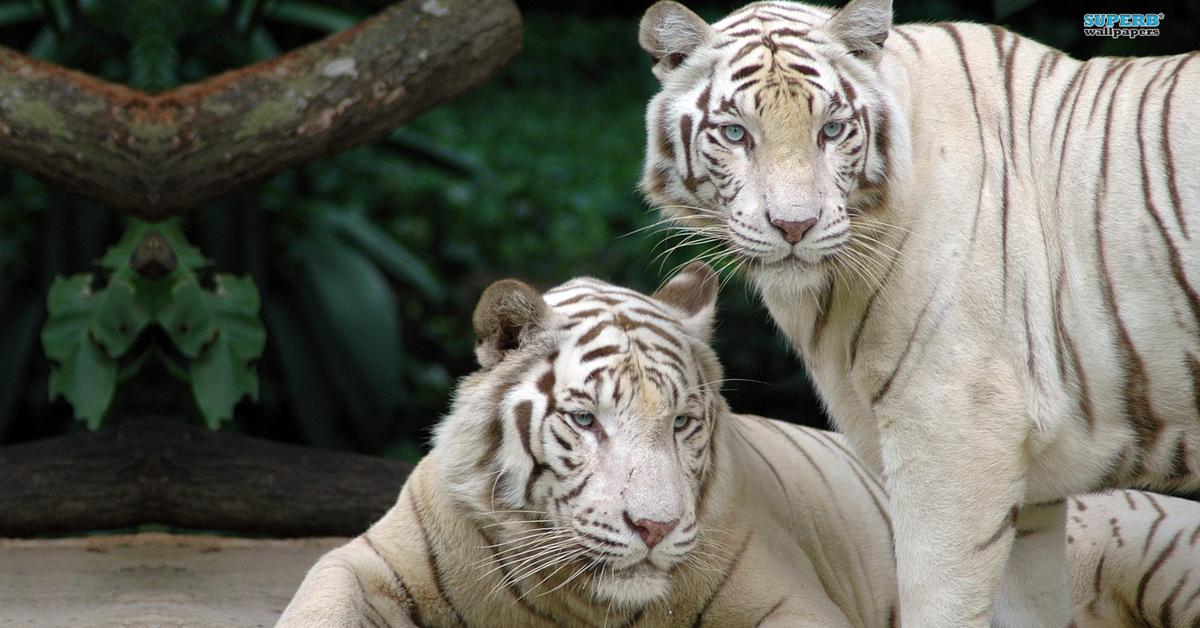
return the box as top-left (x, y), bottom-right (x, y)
top-left (123, 0), bottom-right (183, 91)
top-left (0, 3), bottom-right (41, 28)
top-left (265, 1), bottom-right (358, 33)
top-left (161, 272), bottom-right (264, 427)
top-left (263, 300), bottom-right (349, 448)
top-left (291, 284), bottom-right (382, 443)
top-left (387, 129), bottom-right (485, 179)
top-left (325, 211), bottom-right (444, 302)
top-left (157, 275), bottom-right (218, 359)
top-left (25, 25), bottom-right (55, 60)
top-left (292, 236), bottom-right (404, 424)
top-left (41, 275), bottom-right (118, 428)
top-left (247, 26), bottom-right (280, 60)
top-left (90, 270), bottom-right (153, 357)
top-left (43, 0), bottom-right (69, 31)
top-left (994, 0), bottom-right (1038, 19)
top-left (207, 274), bottom-right (266, 362)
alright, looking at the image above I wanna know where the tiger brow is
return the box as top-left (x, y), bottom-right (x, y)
top-left (565, 387), bottom-right (594, 403)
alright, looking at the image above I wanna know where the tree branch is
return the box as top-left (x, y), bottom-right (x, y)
top-left (0, 417), bottom-right (413, 537)
top-left (0, 0), bottom-right (521, 218)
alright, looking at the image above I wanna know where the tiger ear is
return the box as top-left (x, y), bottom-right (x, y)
top-left (472, 279), bottom-right (549, 368)
top-left (653, 261), bottom-right (718, 342)
top-left (823, 0), bottom-right (892, 65)
top-left (639, 1), bottom-right (715, 80)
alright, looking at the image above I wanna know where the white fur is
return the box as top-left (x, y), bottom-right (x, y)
top-left (639, 1), bottom-right (1200, 625)
top-left (278, 270), bottom-right (1200, 626)
top-left (280, 269), bottom-right (900, 626)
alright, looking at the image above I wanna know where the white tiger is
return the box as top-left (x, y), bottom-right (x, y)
top-left (638, 0), bottom-right (1200, 625)
top-left (280, 262), bottom-right (898, 627)
top-left (278, 264), bottom-right (1200, 627)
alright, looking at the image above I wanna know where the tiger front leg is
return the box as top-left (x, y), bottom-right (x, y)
top-left (278, 537), bottom-right (418, 627)
top-left (994, 500), bottom-right (1072, 628)
top-left (876, 377), bottom-right (1035, 627)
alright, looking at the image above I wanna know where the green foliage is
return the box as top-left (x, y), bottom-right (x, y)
top-left (0, 2), bottom-right (39, 26)
top-left (42, 221), bottom-right (265, 429)
top-left (41, 274), bottom-right (119, 428)
top-left (993, 0), bottom-right (1038, 20)
top-left (268, 1), bottom-right (358, 32)
top-left (122, 0), bottom-right (185, 91)
top-left (0, 0), bottom-right (1194, 450)
top-left (188, 274), bottom-right (266, 427)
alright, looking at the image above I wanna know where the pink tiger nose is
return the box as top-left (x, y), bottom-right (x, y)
top-left (624, 512), bottom-right (679, 549)
top-left (770, 216), bottom-right (818, 243)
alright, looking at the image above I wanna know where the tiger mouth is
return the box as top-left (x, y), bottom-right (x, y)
top-left (747, 253), bottom-right (821, 271)
top-left (590, 558), bottom-right (668, 577)
top-left (616, 561), bottom-right (664, 576)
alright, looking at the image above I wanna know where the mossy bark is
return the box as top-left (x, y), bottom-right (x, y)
top-left (0, 0), bottom-right (522, 217)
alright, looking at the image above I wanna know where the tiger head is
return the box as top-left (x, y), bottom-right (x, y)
top-left (639, 0), bottom-right (910, 292)
top-left (434, 262), bottom-right (726, 607)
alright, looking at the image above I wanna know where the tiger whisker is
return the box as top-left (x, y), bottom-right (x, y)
top-left (504, 546), bottom-right (590, 599)
top-left (656, 241), bottom-right (728, 276)
top-left (478, 540), bottom-right (580, 580)
top-left (649, 236), bottom-right (727, 265)
top-left (660, 244), bottom-right (729, 278)
top-left (490, 549), bottom-right (582, 596)
top-left (651, 228), bottom-right (729, 251)
top-left (475, 528), bottom-right (571, 554)
top-left (538, 555), bottom-right (596, 597)
top-left (846, 231), bottom-right (904, 265)
top-left (848, 213), bottom-right (911, 236)
top-left (479, 533), bottom-right (575, 568)
top-left (649, 235), bottom-right (726, 269)
top-left (618, 214), bottom-right (700, 239)
top-left (832, 249), bottom-right (878, 290)
top-left (484, 531), bottom-right (571, 553)
top-left (488, 535), bottom-right (577, 566)
top-left (831, 238), bottom-right (888, 289)
top-left (477, 518), bottom-right (557, 530)
top-left (640, 223), bottom-right (730, 251)
top-left (657, 203), bottom-right (727, 221)
top-left (527, 551), bottom-right (591, 598)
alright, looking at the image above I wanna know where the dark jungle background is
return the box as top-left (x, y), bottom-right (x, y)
top-left (0, 0), bottom-right (1196, 463)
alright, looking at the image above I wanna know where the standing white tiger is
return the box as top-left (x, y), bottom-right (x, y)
top-left (638, 0), bottom-right (1199, 626)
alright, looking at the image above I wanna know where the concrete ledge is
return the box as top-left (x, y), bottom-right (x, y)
top-left (0, 533), bottom-right (345, 627)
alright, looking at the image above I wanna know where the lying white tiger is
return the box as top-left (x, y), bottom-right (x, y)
top-left (279, 263), bottom-right (1200, 627)
top-left (638, 0), bottom-right (1200, 625)
top-left (281, 263), bottom-right (897, 626)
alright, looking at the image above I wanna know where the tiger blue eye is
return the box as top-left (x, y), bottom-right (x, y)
top-left (673, 415), bottom-right (690, 430)
top-left (571, 411), bottom-right (595, 428)
top-left (721, 124), bottom-right (746, 143)
top-left (822, 121), bottom-right (845, 140)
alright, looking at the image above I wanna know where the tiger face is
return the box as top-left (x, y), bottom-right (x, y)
top-left (639, 0), bottom-right (906, 291)
top-left (435, 263), bottom-right (724, 607)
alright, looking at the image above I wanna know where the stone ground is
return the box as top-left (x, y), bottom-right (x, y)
top-left (0, 533), bottom-right (345, 627)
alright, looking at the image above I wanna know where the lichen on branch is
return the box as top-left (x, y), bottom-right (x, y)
top-left (0, 0), bottom-right (522, 217)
